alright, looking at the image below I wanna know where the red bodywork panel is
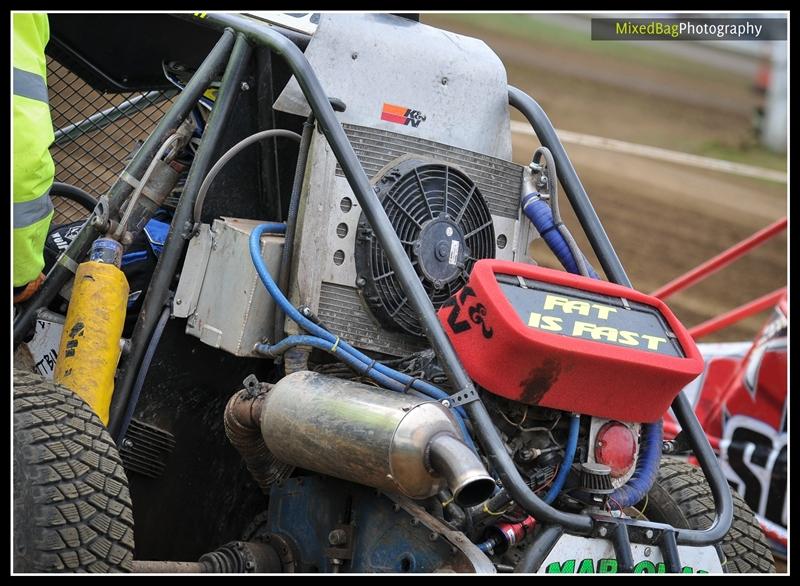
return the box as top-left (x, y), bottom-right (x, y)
top-left (663, 298), bottom-right (787, 548)
top-left (438, 260), bottom-right (704, 423)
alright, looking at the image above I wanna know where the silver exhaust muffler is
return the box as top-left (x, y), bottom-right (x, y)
top-left (259, 371), bottom-right (495, 507)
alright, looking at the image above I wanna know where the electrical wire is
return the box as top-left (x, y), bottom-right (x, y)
top-left (192, 129), bottom-right (302, 224)
top-left (113, 133), bottom-right (181, 239)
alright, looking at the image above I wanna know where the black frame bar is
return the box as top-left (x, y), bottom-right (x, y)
top-left (13, 28), bottom-right (237, 346)
top-left (108, 32), bottom-right (252, 439)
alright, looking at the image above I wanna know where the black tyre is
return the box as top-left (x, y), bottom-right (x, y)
top-left (643, 458), bottom-right (775, 573)
top-left (13, 369), bottom-right (135, 572)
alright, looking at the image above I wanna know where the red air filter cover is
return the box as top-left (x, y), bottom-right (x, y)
top-left (437, 260), bottom-right (704, 423)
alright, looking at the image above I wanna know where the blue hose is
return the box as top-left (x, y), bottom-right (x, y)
top-left (542, 414), bottom-right (580, 504)
top-left (254, 335), bottom-right (475, 451)
top-left (521, 193), bottom-right (662, 504)
top-left (521, 193), bottom-right (599, 279)
top-left (249, 224), bottom-right (476, 450)
top-left (609, 419), bottom-right (663, 508)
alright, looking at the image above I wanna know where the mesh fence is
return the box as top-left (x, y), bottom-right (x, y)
top-left (47, 56), bottom-right (176, 209)
top-left (51, 195), bottom-right (94, 226)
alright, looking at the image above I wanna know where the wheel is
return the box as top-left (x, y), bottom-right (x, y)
top-left (13, 369), bottom-right (135, 572)
top-left (642, 458), bottom-right (775, 573)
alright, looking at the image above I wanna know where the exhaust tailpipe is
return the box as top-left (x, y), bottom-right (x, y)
top-left (259, 371), bottom-right (494, 507)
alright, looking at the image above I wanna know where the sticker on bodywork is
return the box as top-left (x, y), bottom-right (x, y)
top-left (381, 103), bottom-right (427, 127)
top-left (539, 534), bottom-right (723, 574)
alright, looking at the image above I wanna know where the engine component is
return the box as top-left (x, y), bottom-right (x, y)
top-left (199, 541), bottom-right (282, 573)
top-left (118, 418), bottom-right (176, 479)
top-left (174, 217), bottom-right (284, 355)
top-left (257, 475), bottom-right (495, 573)
top-left (580, 462), bottom-right (614, 496)
top-left (593, 421), bottom-right (638, 480)
top-left (438, 259), bottom-right (705, 423)
top-left (259, 371), bottom-right (494, 507)
top-left (477, 516), bottom-right (536, 556)
top-left (53, 238), bottom-right (129, 425)
top-left (224, 378), bottom-right (293, 493)
top-left (132, 541), bottom-right (282, 573)
top-left (355, 159), bottom-right (495, 336)
top-left (277, 13), bottom-right (534, 357)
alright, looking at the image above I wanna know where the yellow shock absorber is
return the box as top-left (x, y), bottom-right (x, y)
top-left (54, 239), bottom-right (129, 425)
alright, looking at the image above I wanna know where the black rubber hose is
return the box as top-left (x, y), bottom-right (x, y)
top-left (108, 33), bottom-right (250, 438)
top-left (514, 525), bottom-right (564, 573)
top-left (50, 182), bottom-right (98, 213)
top-left (13, 28), bottom-right (237, 347)
top-left (273, 114), bottom-right (315, 344)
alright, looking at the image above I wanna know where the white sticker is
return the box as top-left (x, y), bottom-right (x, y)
top-left (26, 319), bottom-right (64, 380)
top-left (448, 240), bottom-right (460, 266)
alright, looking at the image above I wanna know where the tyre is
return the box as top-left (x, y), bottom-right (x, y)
top-left (13, 369), bottom-right (135, 572)
top-left (643, 458), bottom-right (775, 573)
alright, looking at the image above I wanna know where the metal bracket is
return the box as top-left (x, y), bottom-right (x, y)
top-left (444, 387), bottom-right (480, 408)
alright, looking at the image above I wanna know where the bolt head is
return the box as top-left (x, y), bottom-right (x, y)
top-left (241, 81), bottom-right (250, 91)
top-left (645, 529), bottom-right (654, 539)
top-left (328, 529), bottom-right (347, 545)
top-left (598, 527), bottom-right (608, 537)
top-left (441, 399), bottom-right (451, 408)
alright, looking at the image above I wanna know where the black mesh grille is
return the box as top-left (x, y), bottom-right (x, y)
top-left (47, 56), bottom-right (175, 198)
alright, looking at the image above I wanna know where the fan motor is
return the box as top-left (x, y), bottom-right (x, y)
top-left (355, 159), bottom-right (495, 336)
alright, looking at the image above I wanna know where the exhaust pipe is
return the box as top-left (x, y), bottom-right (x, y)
top-left (259, 371), bottom-right (495, 507)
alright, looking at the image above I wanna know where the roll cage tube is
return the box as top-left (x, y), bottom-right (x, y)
top-left (189, 13), bottom-right (733, 554)
top-left (14, 12), bottom-right (727, 573)
top-left (13, 28), bottom-right (237, 346)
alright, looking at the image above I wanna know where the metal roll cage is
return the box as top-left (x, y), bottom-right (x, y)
top-left (14, 12), bottom-right (733, 573)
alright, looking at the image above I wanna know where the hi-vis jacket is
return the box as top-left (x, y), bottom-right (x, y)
top-left (13, 13), bottom-right (55, 287)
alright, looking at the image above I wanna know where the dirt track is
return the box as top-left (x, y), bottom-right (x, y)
top-left (427, 15), bottom-right (788, 342)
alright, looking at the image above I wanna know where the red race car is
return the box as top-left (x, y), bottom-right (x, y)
top-left (659, 219), bottom-right (787, 558)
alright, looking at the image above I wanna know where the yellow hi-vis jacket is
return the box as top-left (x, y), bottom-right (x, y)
top-left (13, 13), bottom-right (55, 287)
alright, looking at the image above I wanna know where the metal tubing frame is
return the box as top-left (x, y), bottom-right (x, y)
top-left (190, 14), bottom-right (733, 566)
top-left (23, 12), bottom-right (733, 571)
top-left (508, 86), bottom-right (630, 286)
top-left (108, 31), bottom-right (250, 438)
top-left (508, 85), bottom-right (733, 548)
top-left (689, 286), bottom-right (786, 340)
top-left (13, 28), bottom-right (237, 346)
top-left (652, 217), bottom-right (787, 300)
top-left (53, 89), bottom-right (179, 147)
top-left (610, 524), bottom-right (635, 573)
top-left (196, 12), bottom-right (601, 539)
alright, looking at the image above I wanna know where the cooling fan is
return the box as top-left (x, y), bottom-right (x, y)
top-left (355, 159), bottom-right (496, 337)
